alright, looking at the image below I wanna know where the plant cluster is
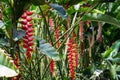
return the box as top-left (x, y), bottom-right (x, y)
top-left (0, 0), bottom-right (120, 80)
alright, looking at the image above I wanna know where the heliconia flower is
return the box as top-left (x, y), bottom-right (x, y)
top-left (67, 37), bottom-right (79, 80)
top-left (50, 60), bottom-right (55, 76)
top-left (20, 11), bottom-right (34, 59)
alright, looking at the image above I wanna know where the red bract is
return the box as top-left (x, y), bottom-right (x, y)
top-left (28, 42), bottom-right (34, 46)
top-left (21, 15), bottom-right (27, 19)
top-left (26, 51), bottom-right (31, 59)
top-left (50, 60), bottom-right (55, 76)
top-left (22, 25), bottom-right (28, 30)
top-left (27, 37), bottom-right (34, 41)
top-left (27, 23), bottom-right (33, 27)
top-left (26, 11), bottom-right (33, 15)
top-left (27, 28), bottom-right (34, 32)
top-left (24, 35), bottom-right (29, 39)
top-left (27, 17), bottom-right (33, 21)
top-left (23, 44), bottom-right (28, 48)
top-left (23, 39), bottom-right (28, 44)
top-left (21, 11), bottom-right (34, 59)
top-left (27, 47), bottom-right (33, 52)
top-left (27, 33), bottom-right (34, 36)
top-left (21, 20), bottom-right (28, 25)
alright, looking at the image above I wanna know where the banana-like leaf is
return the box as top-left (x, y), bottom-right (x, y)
top-left (0, 48), bottom-right (19, 77)
top-left (39, 38), bottom-right (60, 61)
top-left (82, 13), bottom-right (120, 28)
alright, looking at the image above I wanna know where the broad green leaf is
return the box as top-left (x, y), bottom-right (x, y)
top-left (0, 48), bottom-right (19, 77)
top-left (50, 4), bottom-right (68, 19)
top-left (82, 13), bottom-right (120, 28)
top-left (39, 38), bottom-right (60, 61)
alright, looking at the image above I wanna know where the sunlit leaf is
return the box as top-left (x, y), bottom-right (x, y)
top-left (0, 48), bottom-right (19, 77)
top-left (39, 38), bottom-right (60, 61)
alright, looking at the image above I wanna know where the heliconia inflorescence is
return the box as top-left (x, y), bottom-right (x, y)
top-left (20, 11), bottom-right (34, 59)
top-left (50, 59), bottom-right (55, 76)
top-left (67, 37), bottom-right (79, 80)
top-left (49, 18), bottom-right (55, 76)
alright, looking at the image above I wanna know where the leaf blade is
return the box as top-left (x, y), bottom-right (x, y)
top-left (82, 13), bottom-right (120, 28)
top-left (39, 38), bottom-right (60, 61)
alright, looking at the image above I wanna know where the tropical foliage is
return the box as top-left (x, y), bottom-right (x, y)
top-left (0, 0), bottom-right (120, 80)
